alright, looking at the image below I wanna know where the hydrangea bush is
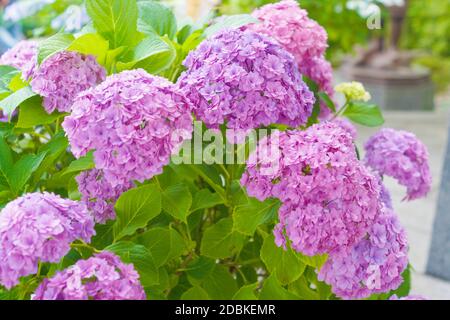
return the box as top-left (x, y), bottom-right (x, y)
top-left (0, 0), bottom-right (432, 300)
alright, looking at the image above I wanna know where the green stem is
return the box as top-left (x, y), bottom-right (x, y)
top-left (70, 241), bottom-right (100, 253)
top-left (332, 101), bottom-right (349, 120)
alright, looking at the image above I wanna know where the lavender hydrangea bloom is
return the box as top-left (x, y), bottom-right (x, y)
top-left (389, 294), bottom-right (428, 300)
top-left (246, 0), bottom-right (334, 118)
top-left (0, 40), bottom-right (38, 80)
top-left (76, 169), bottom-right (133, 224)
top-left (30, 51), bottom-right (106, 114)
top-left (177, 29), bottom-right (314, 132)
top-left (364, 128), bottom-right (432, 201)
top-left (0, 193), bottom-right (95, 289)
top-left (241, 122), bottom-right (381, 256)
top-left (32, 252), bottom-right (146, 300)
top-left (318, 209), bottom-right (409, 300)
top-left (63, 69), bottom-right (193, 186)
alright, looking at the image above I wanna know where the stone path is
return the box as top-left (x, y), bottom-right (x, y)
top-left (356, 93), bottom-right (450, 299)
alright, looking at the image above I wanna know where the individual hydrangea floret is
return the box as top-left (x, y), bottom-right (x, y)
top-left (364, 128), bottom-right (432, 200)
top-left (0, 192), bottom-right (95, 289)
top-left (389, 294), bottom-right (428, 300)
top-left (63, 69), bottom-right (193, 186)
top-left (30, 51), bottom-right (106, 113)
top-left (318, 209), bottom-right (409, 300)
top-left (0, 39), bottom-right (38, 80)
top-left (177, 29), bottom-right (315, 132)
top-left (32, 252), bottom-right (146, 300)
top-left (76, 169), bottom-right (133, 224)
top-left (241, 122), bottom-right (381, 256)
top-left (335, 81), bottom-right (371, 102)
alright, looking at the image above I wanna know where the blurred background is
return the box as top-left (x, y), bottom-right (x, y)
top-left (1, 0), bottom-right (449, 299)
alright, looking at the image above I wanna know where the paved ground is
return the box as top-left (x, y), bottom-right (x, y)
top-left (355, 92), bottom-right (450, 299)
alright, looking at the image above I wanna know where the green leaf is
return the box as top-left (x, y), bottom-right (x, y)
top-left (136, 227), bottom-right (186, 267)
top-left (31, 132), bottom-right (69, 186)
top-left (8, 73), bottom-right (27, 92)
top-left (8, 152), bottom-right (47, 194)
top-left (232, 283), bottom-right (258, 300)
top-left (16, 96), bottom-right (66, 128)
top-left (86, 0), bottom-right (138, 49)
top-left (181, 286), bottom-right (210, 300)
top-left (105, 241), bottom-right (159, 286)
top-left (297, 253), bottom-right (328, 269)
top-left (113, 183), bottom-right (162, 240)
top-left (190, 189), bottom-right (224, 212)
top-left (0, 137), bottom-right (13, 189)
top-left (185, 256), bottom-right (215, 284)
top-left (318, 92), bottom-right (336, 113)
top-left (200, 217), bottom-right (245, 259)
top-left (161, 183), bottom-right (192, 222)
top-left (288, 277), bottom-right (319, 300)
top-left (204, 14), bottom-right (259, 37)
top-left (67, 33), bottom-right (109, 66)
top-left (117, 35), bottom-right (176, 74)
top-left (259, 274), bottom-right (300, 300)
top-left (0, 65), bottom-right (19, 93)
top-left (177, 24), bottom-right (194, 44)
top-left (37, 33), bottom-right (75, 64)
top-left (0, 86), bottom-right (36, 118)
top-left (233, 198), bottom-right (280, 236)
top-left (8, 151), bottom-right (47, 194)
top-left (62, 151), bottom-right (95, 176)
top-left (91, 220), bottom-right (115, 249)
top-left (260, 234), bottom-right (306, 285)
top-left (343, 102), bottom-right (384, 127)
top-left (201, 265), bottom-right (238, 299)
top-left (137, 1), bottom-right (177, 39)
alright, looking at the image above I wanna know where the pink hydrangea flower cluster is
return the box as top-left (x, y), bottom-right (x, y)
top-left (0, 39), bottom-right (38, 80)
top-left (241, 122), bottom-right (380, 256)
top-left (63, 69), bottom-right (193, 187)
top-left (364, 128), bottom-right (432, 200)
top-left (389, 294), bottom-right (428, 300)
top-left (30, 51), bottom-right (106, 114)
top-left (32, 252), bottom-right (146, 300)
top-left (246, 0), bottom-right (334, 117)
top-left (177, 29), bottom-right (315, 131)
top-left (0, 193), bottom-right (95, 289)
top-left (318, 208), bottom-right (409, 299)
top-left (76, 169), bottom-right (133, 224)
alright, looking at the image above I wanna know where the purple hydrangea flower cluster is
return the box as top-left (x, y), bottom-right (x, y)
top-left (0, 39), bottom-right (38, 80)
top-left (177, 29), bottom-right (315, 131)
top-left (76, 169), bottom-right (133, 224)
top-left (0, 193), bottom-right (95, 289)
top-left (30, 51), bottom-right (106, 114)
top-left (63, 69), bottom-right (193, 187)
top-left (389, 294), bottom-right (428, 300)
top-left (246, 0), bottom-right (334, 117)
top-left (364, 128), bottom-right (432, 200)
top-left (241, 122), bottom-right (380, 256)
top-left (318, 208), bottom-right (408, 299)
top-left (32, 252), bottom-right (146, 300)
